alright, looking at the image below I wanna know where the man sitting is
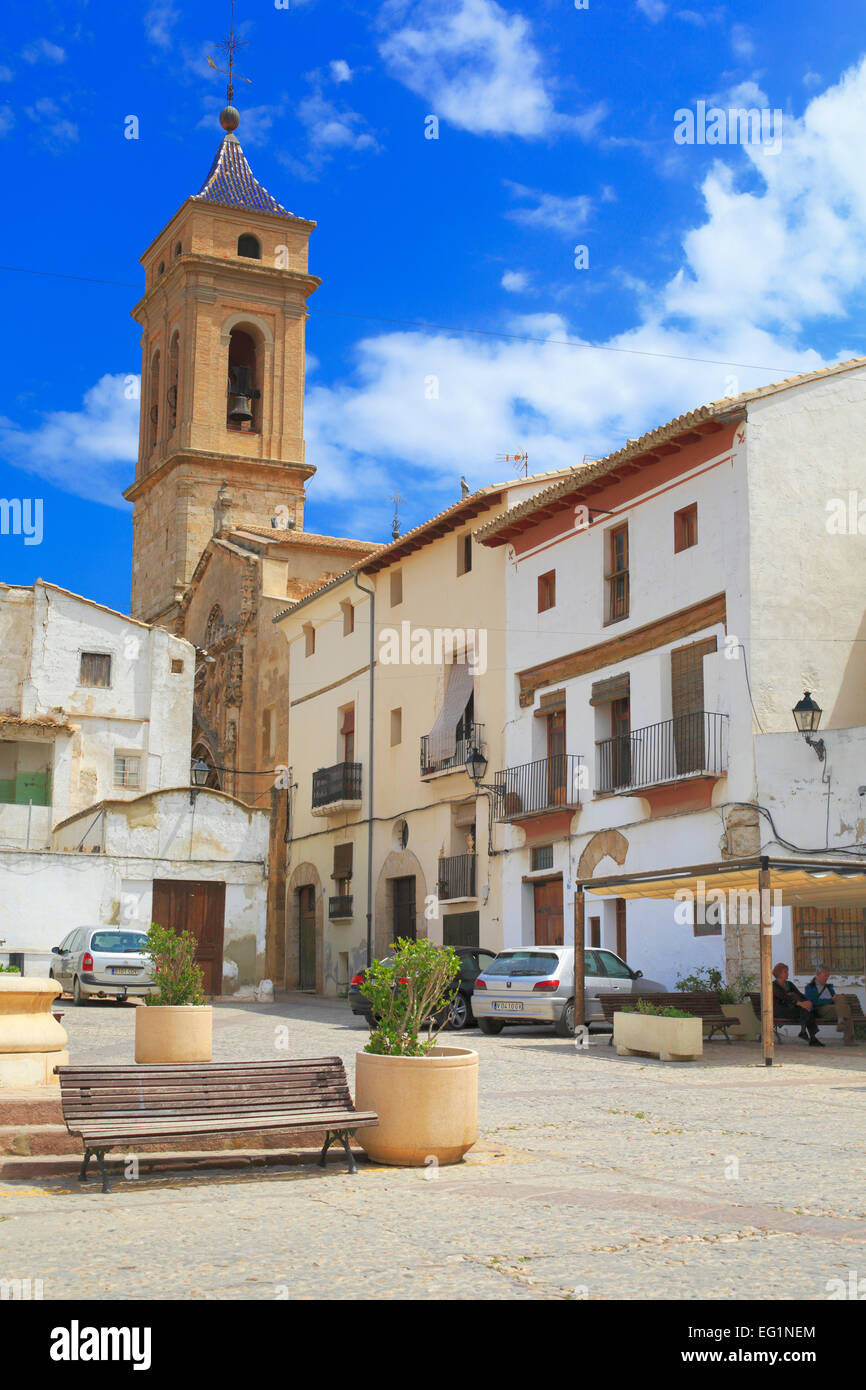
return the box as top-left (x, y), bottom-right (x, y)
top-left (805, 967), bottom-right (854, 1045)
top-left (772, 962), bottom-right (821, 1046)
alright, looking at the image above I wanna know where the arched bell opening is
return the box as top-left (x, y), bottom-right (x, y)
top-left (226, 326), bottom-right (261, 433)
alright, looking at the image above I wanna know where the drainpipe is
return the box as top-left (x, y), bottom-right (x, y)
top-left (353, 570), bottom-right (375, 967)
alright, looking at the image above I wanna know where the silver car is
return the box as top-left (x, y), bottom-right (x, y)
top-left (49, 926), bottom-right (156, 1005)
top-left (472, 946), bottom-right (666, 1037)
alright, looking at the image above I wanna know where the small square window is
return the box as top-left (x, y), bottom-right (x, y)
top-left (538, 571), bottom-right (556, 613)
top-left (80, 652), bottom-right (112, 688)
top-left (114, 754), bottom-right (141, 789)
top-left (171, 658), bottom-right (184, 674)
top-left (390, 570), bottom-right (403, 607)
top-left (530, 844), bottom-right (553, 871)
top-left (674, 504), bottom-right (698, 553)
top-left (457, 535), bottom-right (472, 577)
top-left (390, 708), bottom-right (402, 746)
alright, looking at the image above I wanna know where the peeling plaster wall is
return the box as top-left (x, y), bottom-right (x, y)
top-left (0, 583), bottom-right (194, 847)
top-left (4, 789), bottom-right (271, 990)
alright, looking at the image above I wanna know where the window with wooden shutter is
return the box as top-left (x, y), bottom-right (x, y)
top-left (671, 637), bottom-right (716, 773)
top-left (80, 652), bottom-right (112, 688)
top-left (605, 524), bottom-right (629, 623)
top-left (674, 503), bottom-right (698, 553)
top-left (793, 907), bottom-right (865, 974)
top-left (333, 842), bottom-right (353, 881)
top-left (538, 570), bottom-right (556, 612)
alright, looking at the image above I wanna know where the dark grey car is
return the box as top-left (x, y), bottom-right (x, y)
top-left (49, 926), bottom-right (156, 1005)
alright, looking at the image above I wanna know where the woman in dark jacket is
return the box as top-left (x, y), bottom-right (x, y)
top-left (772, 963), bottom-right (821, 1045)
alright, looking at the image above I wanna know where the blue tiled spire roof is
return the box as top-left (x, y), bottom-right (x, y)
top-left (194, 133), bottom-right (293, 217)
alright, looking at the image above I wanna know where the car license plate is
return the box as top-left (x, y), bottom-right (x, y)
top-left (493, 1001), bottom-right (523, 1012)
top-left (110, 966), bottom-right (142, 975)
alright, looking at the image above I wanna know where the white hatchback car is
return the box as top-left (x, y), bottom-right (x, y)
top-left (472, 946), bottom-right (666, 1037)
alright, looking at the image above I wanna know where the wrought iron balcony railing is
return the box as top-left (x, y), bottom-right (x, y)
top-left (328, 895), bottom-right (353, 920)
top-left (436, 853), bottom-right (476, 900)
top-left (494, 754), bottom-right (582, 821)
top-left (311, 761), bottom-right (362, 810)
top-left (420, 723), bottom-right (484, 777)
top-left (595, 712), bottom-right (728, 794)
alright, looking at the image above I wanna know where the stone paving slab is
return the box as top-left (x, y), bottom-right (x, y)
top-left (1, 994), bottom-right (864, 1300)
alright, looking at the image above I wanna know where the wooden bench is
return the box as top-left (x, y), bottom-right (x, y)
top-left (54, 1057), bottom-right (378, 1193)
top-left (600, 992), bottom-right (733, 1043)
top-left (749, 991), bottom-right (864, 1043)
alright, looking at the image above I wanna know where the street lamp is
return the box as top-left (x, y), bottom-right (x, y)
top-left (190, 757), bottom-right (210, 805)
top-left (464, 745), bottom-right (490, 786)
top-left (792, 691), bottom-right (825, 761)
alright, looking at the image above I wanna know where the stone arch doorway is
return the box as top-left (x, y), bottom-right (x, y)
top-left (374, 849), bottom-right (428, 960)
top-left (286, 861), bottom-right (323, 992)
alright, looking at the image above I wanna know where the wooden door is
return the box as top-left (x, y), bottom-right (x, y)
top-left (546, 710), bottom-right (566, 806)
top-left (610, 696), bottom-right (631, 788)
top-left (615, 898), bottom-right (627, 961)
top-left (298, 885), bottom-right (317, 990)
top-left (534, 880), bottom-right (564, 946)
top-left (671, 638), bottom-right (716, 773)
top-left (392, 876), bottom-right (417, 942)
top-left (151, 879), bottom-right (226, 996)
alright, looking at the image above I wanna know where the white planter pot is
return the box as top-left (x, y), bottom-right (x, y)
top-left (614, 1010), bottom-right (702, 1062)
top-left (721, 1001), bottom-right (761, 1041)
top-left (134, 1005), bottom-right (212, 1064)
top-left (0, 976), bottom-right (69, 1087)
top-left (354, 1045), bottom-right (478, 1166)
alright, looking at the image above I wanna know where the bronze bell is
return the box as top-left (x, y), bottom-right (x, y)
top-left (227, 365), bottom-right (254, 423)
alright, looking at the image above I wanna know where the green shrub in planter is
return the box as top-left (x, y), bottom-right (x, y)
top-left (0, 964), bottom-right (21, 974)
top-left (674, 964), bottom-right (757, 1005)
top-left (361, 937), bottom-right (460, 1057)
top-left (624, 998), bottom-right (695, 1019)
top-left (143, 923), bottom-right (206, 1006)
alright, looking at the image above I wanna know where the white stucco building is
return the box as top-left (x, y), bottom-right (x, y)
top-left (0, 582), bottom-right (271, 991)
top-left (475, 359), bottom-right (866, 1004)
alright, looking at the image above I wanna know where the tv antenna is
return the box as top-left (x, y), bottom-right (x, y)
top-left (390, 491), bottom-right (406, 541)
top-left (496, 451), bottom-right (529, 477)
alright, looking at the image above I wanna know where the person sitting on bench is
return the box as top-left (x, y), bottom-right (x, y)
top-left (805, 967), bottom-right (854, 1044)
top-left (772, 962), bottom-right (821, 1046)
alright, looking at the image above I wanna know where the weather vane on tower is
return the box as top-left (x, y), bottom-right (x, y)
top-left (208, 0), bottom-right (251, 132)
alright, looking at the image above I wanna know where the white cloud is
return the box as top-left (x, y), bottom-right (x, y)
top-left (21, 38), bottom-right (65, 64)
top-left (730, 23), bottom-right (756, 61)
top-left (144, 1), bottom-right (179, 49)
top-left (501, 271), bottom-right (530, 293)
top-left (505, 182), bottom-right (593, 235)
top-left (379, 0), bottom-right (603, 139)
top-left (636, 0), bottom-right (667, 20)
top-left (303, 60), bottom-right (866, 520)
top-left (24, 98), bottom-right (78, 145)
top-left (0, 375), bottom-right (139, 508)
top-left (280, 82), bottom-right (378, 178)
top-left (0, 105), bottom-right (14, 138)
top-left (329, 60), bottom-right (353, 84)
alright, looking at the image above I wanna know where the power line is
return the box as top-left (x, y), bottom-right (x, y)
top-left (0, 261), bottom-right (801, 375)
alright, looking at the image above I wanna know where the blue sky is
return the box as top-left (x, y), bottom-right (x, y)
top-left (1, 0), bottom-right (865, 614)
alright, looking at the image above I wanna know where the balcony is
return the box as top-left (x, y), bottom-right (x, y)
top-left (420, 723), bottom-right (484, 778)
top-left (436, 853), bottom-right (476, 901)
top-left (311, 761), bottom-right (363, 816)
top-left (494, 755), bottom-right (582, 821)
top-left (328, 894), bottom-right (353, 920)
top-left (595, 712), bottom-right (728, 794)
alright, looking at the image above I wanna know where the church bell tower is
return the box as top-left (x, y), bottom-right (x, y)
top-left (125, 99), bottom-right (320, 626)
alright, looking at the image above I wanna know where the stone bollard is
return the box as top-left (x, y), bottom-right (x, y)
top-left (0, 977), bottom-right (69, 1087)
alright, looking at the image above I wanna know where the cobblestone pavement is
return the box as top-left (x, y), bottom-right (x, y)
top-left (2, 995), bottom-right (865, 1300)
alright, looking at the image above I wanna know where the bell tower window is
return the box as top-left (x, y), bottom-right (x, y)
top-left (167, 332), bottom-right (179, 434)
top-left (226, 327), bottom-right (260, 432)
top-left (148, 350), bottom-right (160, 452)
top-left (237, 233), bottom-right (261, 259)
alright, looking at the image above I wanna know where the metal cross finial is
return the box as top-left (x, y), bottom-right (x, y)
top-left (208, 0), bottom-right (251, 105)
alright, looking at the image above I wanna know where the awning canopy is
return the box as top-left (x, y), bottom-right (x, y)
top-left (581, 858), bottom-right (866, 909)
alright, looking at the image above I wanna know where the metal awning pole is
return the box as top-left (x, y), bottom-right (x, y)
top-left (759, 858), bottom-right (774, 1066)
top-left (573, 884), bottom-right (585, 1037)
